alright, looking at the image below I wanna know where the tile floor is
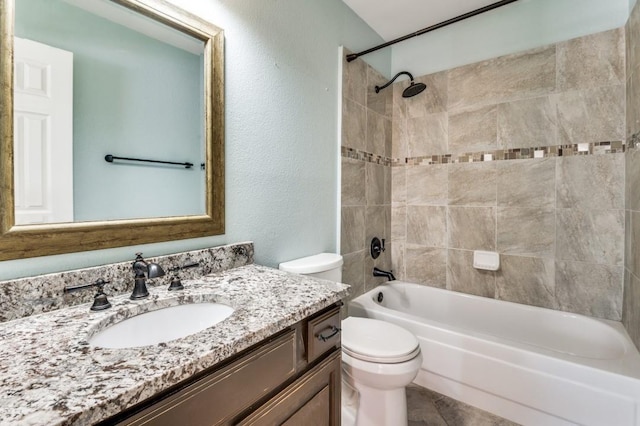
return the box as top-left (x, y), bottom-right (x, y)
top-left (406, 385), bottom-right (519, 426)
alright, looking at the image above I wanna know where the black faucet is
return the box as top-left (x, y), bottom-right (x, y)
top-left (131, 253), bottom-right (166, 299)
top-left (373, 267), bottom-right (396, 281)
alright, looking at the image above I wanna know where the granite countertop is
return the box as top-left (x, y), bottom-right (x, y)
top-left (0, 264), bottom-right (349, 425)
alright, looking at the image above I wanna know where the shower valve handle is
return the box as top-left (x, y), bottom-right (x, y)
top-left (371, 237), bottom-right (385, 259)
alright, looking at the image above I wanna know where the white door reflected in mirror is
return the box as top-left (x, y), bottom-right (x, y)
top-left (13, 37), bottom-right (73, 225)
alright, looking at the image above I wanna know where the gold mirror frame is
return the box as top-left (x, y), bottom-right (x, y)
top-left (0, 0), bottom-right (224, 261)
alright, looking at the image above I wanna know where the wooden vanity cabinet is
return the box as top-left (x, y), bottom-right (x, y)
top-left (109, 304), bottom-right (342, 426)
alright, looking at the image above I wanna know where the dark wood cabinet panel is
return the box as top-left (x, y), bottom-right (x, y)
top-left (307, 307), bottom-right (341, 363)
top-left (238, 350), bottom-right (341, 426)
top-left (282, 386), bottom-right (330, 426)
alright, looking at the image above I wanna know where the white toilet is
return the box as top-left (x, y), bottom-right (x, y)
top-left (279, 253), bottom-right (423, 426)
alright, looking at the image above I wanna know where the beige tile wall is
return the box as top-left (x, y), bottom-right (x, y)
top-left (625, 1), bottom-right (640, 349)
top-left (341, 51), bottom-right (393, 300)
top-left (390, 28), bottom-right (626, 321)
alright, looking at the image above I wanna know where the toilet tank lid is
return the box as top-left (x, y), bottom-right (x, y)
top-left (278, 253), bottom-right (343, 274)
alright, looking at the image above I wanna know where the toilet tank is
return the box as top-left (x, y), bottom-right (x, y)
top-left (278, 253), bottom-right (343, 282)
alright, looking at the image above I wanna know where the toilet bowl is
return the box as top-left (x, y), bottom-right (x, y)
top-left (341, 317), bottom-right (422, 426)
top-left (278, 254), bottom-right (421, 425)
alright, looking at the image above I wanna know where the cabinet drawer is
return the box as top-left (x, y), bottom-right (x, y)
top-left (307, 307), bottom-right (341, 363)
top-left (120, 330), bottom-right (296, 426)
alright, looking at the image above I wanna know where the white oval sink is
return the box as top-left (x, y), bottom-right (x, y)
top-left (89, 303), bottom-right (234, 349)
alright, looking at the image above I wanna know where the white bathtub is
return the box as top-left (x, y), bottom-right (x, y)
top-left (348, 282), bottom-right (640, 426)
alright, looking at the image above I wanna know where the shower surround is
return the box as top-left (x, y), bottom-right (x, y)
top-left (391, 27), bottom-right (626, 323)
top-left (342, 25), bottom-right (636, 330)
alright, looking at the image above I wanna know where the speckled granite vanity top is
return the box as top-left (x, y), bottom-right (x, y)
top-left (0, 265), bottom-right (348, 425)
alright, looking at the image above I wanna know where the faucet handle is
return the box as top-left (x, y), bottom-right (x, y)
top-left (168, 277), bottom-right (185, 291)
top-left (63, 278), bottom-right (112, 311)
top-left (94, 278), bottom-right (109, 288)
top-left (370, 237), bottom-right (386, 259)
top-left (167, 262), bottom-right (200, 291)
top-left (63, 278), bottom-right (111, 293)
top-left (91, 279), bottom-right (112, 311)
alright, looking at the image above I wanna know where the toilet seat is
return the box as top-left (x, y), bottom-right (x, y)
top-left (341, 317), bottom-right (420, 364)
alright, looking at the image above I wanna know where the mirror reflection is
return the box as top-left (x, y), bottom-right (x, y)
top-left (13, 0), bottom-right (205, 225)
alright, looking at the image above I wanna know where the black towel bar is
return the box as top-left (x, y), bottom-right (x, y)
top-left (105, 154), bottom-right (193, 169)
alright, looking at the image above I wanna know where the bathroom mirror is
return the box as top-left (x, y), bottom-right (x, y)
top-left (0, 0), bottom-right (225, 260)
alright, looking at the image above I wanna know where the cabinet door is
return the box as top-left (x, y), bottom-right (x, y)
top-left (282, 386), bottom-right (330, 426)
top-left (238, 350), bottom-right (341, 426)
top-left (119, 331), bottom-right (296, 426)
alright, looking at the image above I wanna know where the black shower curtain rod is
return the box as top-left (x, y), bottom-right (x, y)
top-left (346, 0), bottom-right (520, 62)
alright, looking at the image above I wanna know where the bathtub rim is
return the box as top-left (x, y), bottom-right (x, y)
top-left (349, 281), bottom-right (640, 380)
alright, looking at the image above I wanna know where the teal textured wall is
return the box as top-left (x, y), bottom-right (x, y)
top-left (392, 0), bottom-right (631, 76)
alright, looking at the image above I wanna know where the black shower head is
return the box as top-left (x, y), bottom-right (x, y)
top-left (402, 81), bottom-right (427, 98)
top-left (374, 71), bottom-right (426, 98)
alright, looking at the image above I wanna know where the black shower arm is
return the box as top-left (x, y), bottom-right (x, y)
top-left (375, 71), bottom-right (414, 93)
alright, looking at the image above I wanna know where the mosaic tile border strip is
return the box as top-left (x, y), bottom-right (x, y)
top-left (406, 141), bottom-right (625, 165)
top-left (342, 141), bottom-right (625, 167)
top-left (341, 146), bottom-right (393, 166)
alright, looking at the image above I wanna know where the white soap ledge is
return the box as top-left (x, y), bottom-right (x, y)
top-left (473, 250), bottom-right (500, 271)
